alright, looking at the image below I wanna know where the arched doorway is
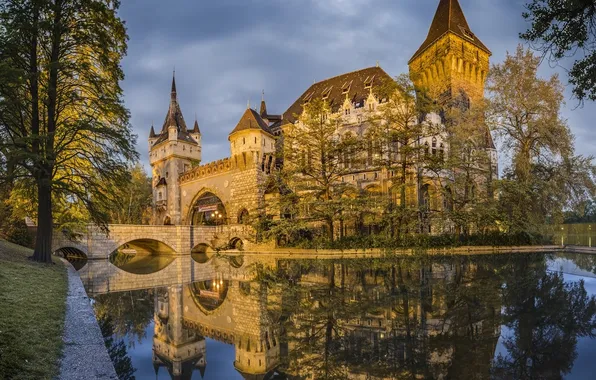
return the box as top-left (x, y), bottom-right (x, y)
top-left (190, 192), bottom-right (228, 225)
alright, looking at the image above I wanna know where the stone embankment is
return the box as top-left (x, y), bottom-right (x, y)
top-left (59, 259), bottom-right (117, 380)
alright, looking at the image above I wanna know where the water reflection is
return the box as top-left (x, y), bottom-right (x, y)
top-left (109, 239), bottom-right (177, 274)
top-left (85, 252), bottom-right (596, 380)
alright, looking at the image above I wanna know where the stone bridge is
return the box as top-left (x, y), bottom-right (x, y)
top-left (52, 224), bottom-right (253, 259)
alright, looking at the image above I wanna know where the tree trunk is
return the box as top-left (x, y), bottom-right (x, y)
top-left (32, 178), bottom-right (53, 263)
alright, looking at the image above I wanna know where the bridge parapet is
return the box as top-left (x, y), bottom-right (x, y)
top-left (52, 224), bottom-right (253, 259)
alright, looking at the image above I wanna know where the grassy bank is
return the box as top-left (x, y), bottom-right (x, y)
top-left (0, 239), bottom-right (67, 379)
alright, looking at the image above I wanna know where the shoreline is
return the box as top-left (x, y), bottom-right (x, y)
top-left (58, 258), bottom-right (117, 380)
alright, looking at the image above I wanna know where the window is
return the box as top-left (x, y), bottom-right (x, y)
top-left (243, 137), bottom-right (246, 145)
top-left (439, 143), bottom-right (445, 161)
top-left (344, 108), bottom-right (350, 115)
top-left (166, 171), bottom-right (169, 178)
top-left (374, 172), bottom-right (378, 179)
top-left (254, 137), bottom-right (257, 144)
top-left (158, 192), bottom-right (162, 200)
top-left (432, 137), bottom-right (437, 156)
top-left (424, 141), bottom-right (430, 156)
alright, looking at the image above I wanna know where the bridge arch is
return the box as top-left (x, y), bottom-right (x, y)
top-left (229, 237), bottom-right (244, 251)
top-left (110, 238), bottom-right (176, 258)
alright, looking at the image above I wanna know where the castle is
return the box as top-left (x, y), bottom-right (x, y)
top-left (149, 0), bottom-right (497, 233)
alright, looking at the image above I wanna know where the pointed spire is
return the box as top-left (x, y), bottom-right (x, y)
top-left (259, 90), bottom-right (267, 117)
top-left (409, 0), bottom-right (490, 63)
top-left (247, 99), bottom-right (250, 109)
top-left (171, 70), bottom-right (177, 100)
top-left (193, 114), bottom-right (201, 134)
top-left (149, 123), bottom-right (156, 138)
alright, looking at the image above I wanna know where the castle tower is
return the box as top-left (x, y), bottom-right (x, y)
top-left (152, 286), bottom-right (207, 378)
top-left (149, 74), bottom-right (202, 225)
top-left (227, 106), bottom-right (277, 223)
top-left (408, 0), bottom-right (491, 105)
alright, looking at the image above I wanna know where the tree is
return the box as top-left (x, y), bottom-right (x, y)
top-left (428, 101), bottom-right (496, 236)
top-left (109, 164), bottom-right (152, 225)
top-left (283, 98), bottom-right (358, 241)
top-left (486, 45), bottom-right (596, 231)
top-left (366, 74), bottom-right (437, 237)
top-left (521, 0), bottom-right (596, 102)
top-left (0, 0), bottom-right (137, 262)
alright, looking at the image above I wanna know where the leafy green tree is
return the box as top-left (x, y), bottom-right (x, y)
top-left (366, 74), bottom-right (437, 237)
top-left (428, 102), bottom-right (497, 237)
top-left (283, 98), bottom-right (359, 241)
top-left (0, 0), bottom-right (136, 262)
top-left (487, 45), bottom-right (596, 232)
top-left (521, 0), bottom-right (596, 101)
top-left (109, 164), bottom-right (152, 225)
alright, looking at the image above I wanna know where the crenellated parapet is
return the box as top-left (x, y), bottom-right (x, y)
top-left (180, 158), bottom-right (234, 184)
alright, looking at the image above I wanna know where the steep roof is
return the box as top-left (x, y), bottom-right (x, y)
top-left (282, 66), bottom-right (393, 123)
top-left (409, 0), bottom-right (491, 63)
top-left (152, 75), bottom-right (198, 146)
top-left (192, 119), bottom-right (201, 134)
top-left (229, 108), bottom-right (273, 136)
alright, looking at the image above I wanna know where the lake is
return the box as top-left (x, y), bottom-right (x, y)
top-left (72, 251), bottom-right (596, 379)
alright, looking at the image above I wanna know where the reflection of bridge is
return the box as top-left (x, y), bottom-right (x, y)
top-left (52, 224), bottom-right (253, 259)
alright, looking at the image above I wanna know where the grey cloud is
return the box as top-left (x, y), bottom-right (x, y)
top-left (119, 0), bottom-right (596, 169)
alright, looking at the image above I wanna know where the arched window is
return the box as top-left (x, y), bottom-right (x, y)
top-left (238, 208), bottom-right (249, 224)
top-left (424, 141), bottom-right (430, 156)
top-left (439, 143), bottom-right (445, 161)
top-left (432, 137), bottom-right (437, 155)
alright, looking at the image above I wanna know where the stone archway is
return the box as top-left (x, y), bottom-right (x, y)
top-left (189, 191), bottom-right (228, 226)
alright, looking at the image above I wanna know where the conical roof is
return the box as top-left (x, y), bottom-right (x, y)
top-left (161, 75), bottom-right (188, 133)
top-left (152, 74), bottom-right (198, 146)
top-left (409, 0), bottom-right (490, 63)
top-left (229, 108), bottom-right (272, 136)
top-left (260, 91), bottom-right (267, 117)
top-left (192, 119), bottom-right (201, 134)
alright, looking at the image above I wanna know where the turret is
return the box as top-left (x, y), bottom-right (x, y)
top-left (148, 72), bottom-right (202, 225)
top-left (229, 106), bottom-right (276, 171)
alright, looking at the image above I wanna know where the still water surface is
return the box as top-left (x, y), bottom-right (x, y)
top-left (74, 252), bottom-right (596, 379)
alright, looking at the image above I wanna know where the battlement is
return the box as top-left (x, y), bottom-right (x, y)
top-left (180, 158), bottom-right (234, 184)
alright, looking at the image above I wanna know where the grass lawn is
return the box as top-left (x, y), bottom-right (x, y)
top-left (0, 239), bottom-right (67, 380)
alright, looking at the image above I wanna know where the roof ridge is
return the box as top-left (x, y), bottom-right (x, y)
top-left (311, 66), bottom-right (383, 86)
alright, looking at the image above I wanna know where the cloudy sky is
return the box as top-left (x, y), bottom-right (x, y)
top-left (117, 0), bottom-right (596, 169)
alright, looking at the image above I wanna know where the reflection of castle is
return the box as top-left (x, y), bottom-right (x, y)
top-left (149, 0), bottom-right (497, 233)
top-left (151, 255), bottom-right (502, 380)
top-left (153, 286), bottom-right (207, 379)
top-left (153, 278), bottom-right (281, 380)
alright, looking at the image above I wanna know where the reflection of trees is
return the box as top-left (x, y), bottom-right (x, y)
top-left (261, 256), bottom-right (508, 379)
top-left (493, 254), bottom-right (596, 380)
top-left (98, 316), bottom-right (136, 380)
top-left (93, 289), bottom-right (155, 345)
